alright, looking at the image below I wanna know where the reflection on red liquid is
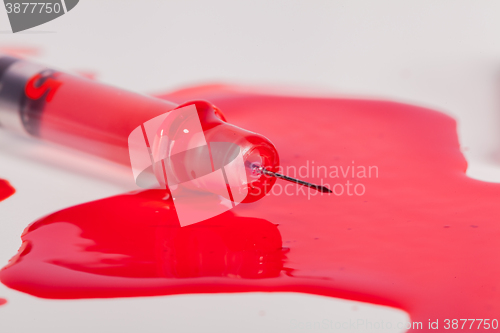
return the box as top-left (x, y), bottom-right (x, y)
top-left (1, 189), bottom-right (286, 299)
top-left (0, 179), bottom-right (15, 202)
top-left (2, 86), bottom-right (500, 329)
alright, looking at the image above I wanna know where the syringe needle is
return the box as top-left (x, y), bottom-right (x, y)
top-left (256, 167), bottom-right (332, 194)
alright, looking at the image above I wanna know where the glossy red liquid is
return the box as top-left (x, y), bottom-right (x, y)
top-left (0, 179), bottom-right (14, 308)
top-left (0, 179), bottom-right (15, 202)
top-left (2, 86), bottom-right (500, 329)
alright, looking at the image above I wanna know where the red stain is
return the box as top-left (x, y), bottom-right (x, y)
top-left (0, 179), bottom-right (15, 202)
top-left (0, 298), bottom-right (6, 306)
top-left (2, 86), bottom-right (500, 329)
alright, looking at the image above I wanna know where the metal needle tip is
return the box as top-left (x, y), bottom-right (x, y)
top-left (256, 167), bottom-right (332, 194)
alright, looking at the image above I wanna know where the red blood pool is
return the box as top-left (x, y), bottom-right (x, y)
top-left (2, 86), bottom-right (499, 326)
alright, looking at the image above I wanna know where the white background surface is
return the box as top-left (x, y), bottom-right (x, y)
top-left (1, 1), bottom-right (500, 332)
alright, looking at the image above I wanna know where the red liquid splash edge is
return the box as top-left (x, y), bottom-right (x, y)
top-left (2, 86), bottom-right (500, 328)
top-left (0, 179), bottom-right (15, 202)
top-left (1, 179), bottom-right (15, 307)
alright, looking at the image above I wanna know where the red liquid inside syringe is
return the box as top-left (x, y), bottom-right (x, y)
top-left (33, 73), bottom-right (178, 166)
top-left (0, 54), bottom-right (279, 202)
top-left (24, 71), bottom-right (178, 166)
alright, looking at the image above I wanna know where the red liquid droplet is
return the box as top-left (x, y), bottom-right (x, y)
top-left (2, 86), bottom-right (500, 325)
top-left (0, 179), bottom-right (14, 308)
top-left (0, 179), bottom-right (15, 202)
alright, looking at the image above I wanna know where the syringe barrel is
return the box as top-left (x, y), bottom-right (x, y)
top-left (0, 54), bottom-right (177, 166)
